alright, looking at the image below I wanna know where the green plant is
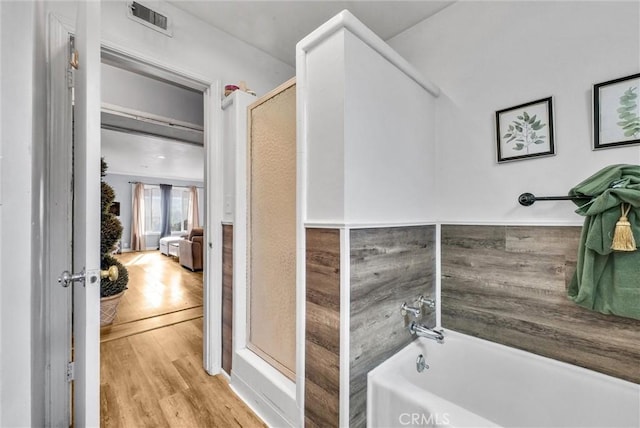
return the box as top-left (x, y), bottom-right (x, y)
top-left (503, 111), bottom-right (546, 154)
top-left (101, 158), bottom-right (128, 298)
top-left (617, 86), bottom-right (640, 138)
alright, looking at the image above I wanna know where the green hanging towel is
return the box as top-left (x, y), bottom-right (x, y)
top-left (568, 164), bottom-right (640, 320)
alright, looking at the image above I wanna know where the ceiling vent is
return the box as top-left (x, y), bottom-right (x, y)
top-left (127, 1), bottom-right (172, 37)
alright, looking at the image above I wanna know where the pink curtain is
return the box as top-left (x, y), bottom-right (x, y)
top-left (131, 183), bottom-right (146, 251)
top-left (187, 186), bottom-right (200, 230)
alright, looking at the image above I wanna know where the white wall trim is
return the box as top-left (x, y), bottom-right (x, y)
top-left (203, 81), bottom-right (223, 375)
top-left (295, 40), bottom-right (311, 425)
top-left (100, 43), bottom-right (210, 91)
top-left (231, 350), bottom-right (296, 427)
top-left (435, 223), bottom-right (442, 330)
top-left (439, 220), bottom-right (584, 227)
top-left (305, 221), bottom-right (438, 229)
top-left (296, 10), bottom-right (440, 98)
top-left (305, 220), bottom-right (584, 229)
top-left (232, 92), bottom-right (249, 355)
top-left (44, 13), bottom-right (74, 427)
top-left (339, 228), bottom-right (351, 427)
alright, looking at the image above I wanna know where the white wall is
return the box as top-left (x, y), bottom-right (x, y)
top-left (304, 29), bottom-right (347, 223)
top-left (389, 0), bottom-right (640, 224)
top-left (0, 2), bottom-right (41, 426)
top-left (303, 26), bottom-right (437, 225)
top-left (343, 30), bottom-right (436, 223)
top-left (222, 90), bottom-right (255, 223)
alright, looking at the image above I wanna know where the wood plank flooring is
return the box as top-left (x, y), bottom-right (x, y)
top-left (101, 250), bottom-right (203, 339)
top-left (100, 306), bottom-right (203, 343)
top-left (110, 251), bottom-right (203, 325)
top-left (101, 318), bottom-right (266, 427)
top-left (100, 250), bottom-right (264, 427)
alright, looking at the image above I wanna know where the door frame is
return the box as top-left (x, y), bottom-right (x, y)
top-left (46, 14), bottom-right (224, 425)
top-left (98, 42), bottom-right (224, 375)
top-left (45, 13), bottom-right (74, 427)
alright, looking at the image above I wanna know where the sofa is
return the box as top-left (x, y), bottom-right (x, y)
top-left (179, 227), bottom-right (204, 271)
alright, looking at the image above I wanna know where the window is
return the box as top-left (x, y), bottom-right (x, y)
top-left (142, 185), bottom-right (192, 234)
top-left (171, 187), bottom-right (190, 233)
top-left (143, 185), bottom-right (161, 233)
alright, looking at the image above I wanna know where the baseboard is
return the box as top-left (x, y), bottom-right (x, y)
top-left (231, 374), bottom-right (291, 428)
top-left (230, 350), bottom-right (296, 428)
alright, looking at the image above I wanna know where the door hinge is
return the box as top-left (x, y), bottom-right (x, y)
top-left (66, 68), bottom-right (75, 88)
top-left (66, 361), bottom-right (75, 382)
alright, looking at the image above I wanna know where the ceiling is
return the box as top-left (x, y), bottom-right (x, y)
top-left (169, 1), bottom-right (454, 66)
top-left (102, 129), bottom-right (205, 181)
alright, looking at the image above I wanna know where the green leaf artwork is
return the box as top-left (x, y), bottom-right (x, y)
top-left (616, 86), bottom-right (640, 138)
top-left (503, 111), bottom-right (546, 154)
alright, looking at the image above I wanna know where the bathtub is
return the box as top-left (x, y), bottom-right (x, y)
top-left (367, 329), bottom-right (640, 428)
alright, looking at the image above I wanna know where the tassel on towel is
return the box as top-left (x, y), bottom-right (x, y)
top-left (611, 203), bottom-right (636, 251)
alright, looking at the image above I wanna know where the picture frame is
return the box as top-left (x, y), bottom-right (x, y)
top-left (593, 73), bottom-right (640, 150)
top-left (495, 97), bottom-right (555, 163)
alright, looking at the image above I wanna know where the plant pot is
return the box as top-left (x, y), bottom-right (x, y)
top-left (100, 290), bottom-right (125, 327)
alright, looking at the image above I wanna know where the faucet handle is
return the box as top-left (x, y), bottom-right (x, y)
top-left (401, 302), bottom-right (421, 317)
top-left (417, 295), bottom-right (436, 309)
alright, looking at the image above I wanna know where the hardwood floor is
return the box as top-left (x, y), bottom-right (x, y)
top-left (101, 318), bottom-right (266, 427)
top-left (111, 251), bottom-right (203, 324)
top-left (101, 251), bottom-right (203, 341)
top-left (100, 250), bottom-right (264, 427)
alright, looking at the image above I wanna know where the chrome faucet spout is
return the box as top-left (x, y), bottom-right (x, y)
top-left (409, 321), bottom-right (444, 343)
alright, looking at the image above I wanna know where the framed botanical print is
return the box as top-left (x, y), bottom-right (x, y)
top-left (593, 73), bottom-right (640, 149)
top-left (496, 97), bottom-right (555, 163)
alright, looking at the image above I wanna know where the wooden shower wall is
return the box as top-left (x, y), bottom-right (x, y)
top-left (441, 224), bottom-right (640, 384)
top-left (304, 225), bottom-right (437, 428)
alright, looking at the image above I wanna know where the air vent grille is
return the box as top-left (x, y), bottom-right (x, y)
top-left (130, 2), bottom-right (168, 31)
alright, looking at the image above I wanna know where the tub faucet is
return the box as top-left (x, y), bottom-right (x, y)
top-left (409, 321), bottom-right (444, 344)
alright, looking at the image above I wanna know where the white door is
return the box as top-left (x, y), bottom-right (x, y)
top-left (72, 1), bottom-right (101, 426)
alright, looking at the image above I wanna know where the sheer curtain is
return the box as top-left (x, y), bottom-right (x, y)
top-left (131, 183), bottom-right (146, 251)
top-left (187, 186), bottom-right (200, 231)
top-left (159, 184), bottom-right (172, 238)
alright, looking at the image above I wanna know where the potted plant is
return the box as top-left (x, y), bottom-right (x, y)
top-left (100, 159), bottom-right (129, 326)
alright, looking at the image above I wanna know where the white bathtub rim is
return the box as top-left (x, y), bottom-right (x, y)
top-left (369, 328), bottom-right (639, 391)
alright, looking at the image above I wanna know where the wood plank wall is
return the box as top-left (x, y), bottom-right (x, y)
top-left (441, 225), bottom-right (640, 384)
top-left (305, 228), bottom-right (341, 428)
top-left (222, 224), bottom-right (233, 375)
top-left (349, 226), bottom-right (436, 428)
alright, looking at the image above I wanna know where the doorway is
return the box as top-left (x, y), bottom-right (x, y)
top-left (96, 48), bottom-right (229, 425)
top-left (98, 57), bottom-right (206, 342)
top-left (45, 14), bottom-right (231, 423)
